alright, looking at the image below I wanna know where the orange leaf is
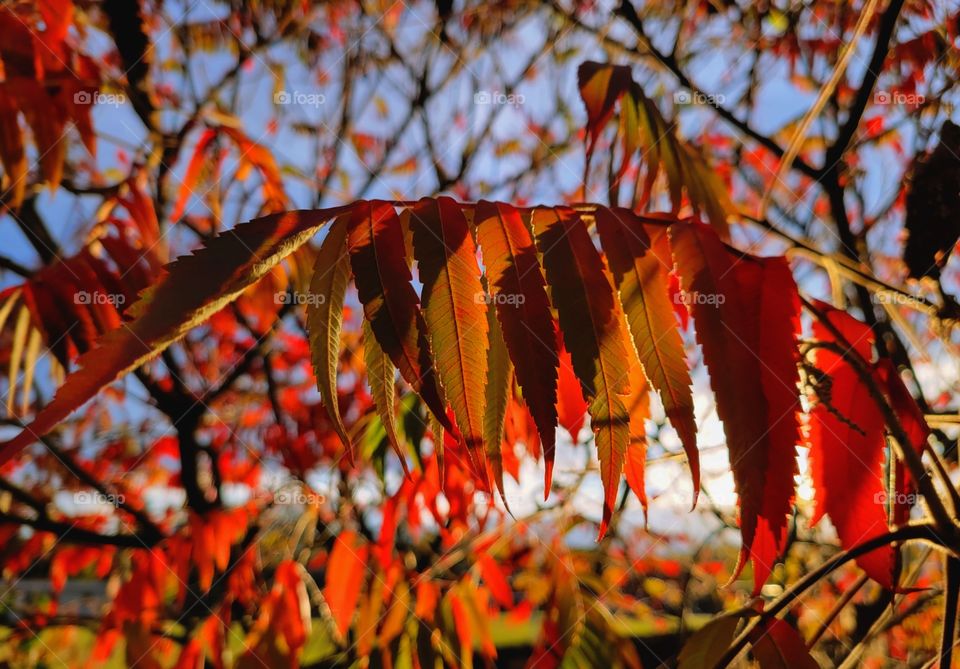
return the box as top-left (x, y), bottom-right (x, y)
top-left (622, 344), bottom-right (650, 514)
top-left (596, 208), bottom-right (698, 505)
top-left (324, 531), bottom-right (368, 639)
top-left (448, 589), bottom-right (474, 668)
top-left (414, 580), bottom-right (440, 623)
top-left (346, 200), bottom-right (453, 435)
top-left (474, 201), bottom-right (559, 490)
top-left (172, 129), bottom-right (216, 221)
top-left (577, 62), bottom-right (633, 164)
top-left (411, 196), bottom-right (490, 488)
top-left (221, 126), bottom-right (286, 213)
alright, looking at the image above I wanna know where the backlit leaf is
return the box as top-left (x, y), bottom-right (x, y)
top-left (483, 297), bottom-right (512, 503)
top-left (532, 207), bottom-right (630, 538)
top-left (474, 201), bottom-right (559, 489)
top-left (363, 318), bottom-right (409, 473)
top-left (808, 301), bottom-right (895, 587)
top-left (307, 216), bottom-right (354, 460)
top-left (596, 207), bottom-right (699, 505)
top-left (346, 200), bottom-right (453, 437)
top-left (410, 196), bottom-right (489, 488)
top-left (0, 208), bottom-right (342, 464)
top-left (577, 61), bottom-right (633, 168)
top-left (669, 221), bottom-right (801, 594)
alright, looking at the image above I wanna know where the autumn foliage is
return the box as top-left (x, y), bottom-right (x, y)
top-left (0, 1), bottom-right (959, 668)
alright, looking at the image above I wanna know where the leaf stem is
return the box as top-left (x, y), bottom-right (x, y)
top-left (801, 298), bottom-right (959, 542)
top-left (941, 556), bottom-right (960, 669)
top-left (712, 523), bottom-right (943, 669)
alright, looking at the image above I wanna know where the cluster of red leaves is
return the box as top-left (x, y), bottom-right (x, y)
top-left (0, 192), bottom-right (929, 611)
top-left (807, 301), bottom-right (930, 588)
top-left (0, 0), bottom-right (99, 207)
top-left (0, 177), bottom-right (162, 414)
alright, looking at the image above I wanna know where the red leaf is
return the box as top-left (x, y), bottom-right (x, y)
top-left (478, 553), bottom-right (513, 609)
top-left (273, 560), bottom-right (312, 652)
top-left (376, 493), bottom-right (399, 570)
top-left (750, 618), bottom-right (818, 669)
top-left (667, 271), bottom-right (689, 329)
top-left (808, 302), bottom-right (895, 587)
top-left (556, 340), bottom-right (588, 443)
top-left (324, 531), bottom-right (368, 638)
top-left (669, 222), bottom-right (801, 594)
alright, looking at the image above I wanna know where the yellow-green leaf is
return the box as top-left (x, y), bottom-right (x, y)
top-left (307, 216), bottom-right (353, 459)
top-left (595, 207), bottom-right (699, 506)
top-left (410, 197), bottom-right (489, 488)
